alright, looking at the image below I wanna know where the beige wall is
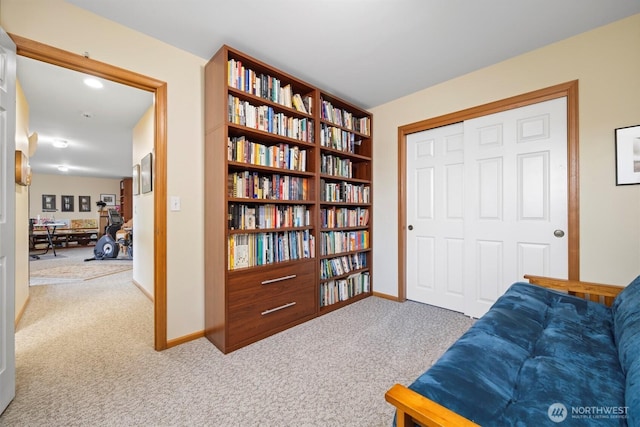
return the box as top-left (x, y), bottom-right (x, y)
top-left (1, 0), bottom-right (207, 340)
top-left (15, 80), bottom-right (29, 321)
top-left (370, 14), bottom-right (640, 296)
top-left (132, 106), bottom-right (154, 297)
top-left (29, 174), bottom-right (121, 220)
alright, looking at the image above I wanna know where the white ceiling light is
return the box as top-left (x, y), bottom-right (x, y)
top-left (57, 165), bottom-right (69, 172)
top-left (83, 77), bottom-right (103, 89)
top-left (53, 139), bottom-right (68, 148)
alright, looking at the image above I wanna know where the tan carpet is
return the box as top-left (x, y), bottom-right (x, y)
top-left (29, 246), bottom-right (133, 285)
top-left (30, 263), bottom-right (132, 281)
top-left (2, 278), bottom-right (475, 426)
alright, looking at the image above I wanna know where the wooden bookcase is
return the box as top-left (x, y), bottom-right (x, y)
top-left (317, 93), bottom-right (372, 314)
top-left (119, 177), bottom-right (132, 221)
top-left (204, 45), bottom-right (372, 353)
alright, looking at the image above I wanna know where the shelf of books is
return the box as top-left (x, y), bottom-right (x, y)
top-left (205, 45), bottom-right (372, 353)
top-left (317, 92), bottom-right (373, 314)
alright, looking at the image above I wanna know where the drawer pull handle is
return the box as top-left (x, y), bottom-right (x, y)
top-left (261, 302), bottom-right (296, 315)
top-left (261, 274), bottom-right (297, 285)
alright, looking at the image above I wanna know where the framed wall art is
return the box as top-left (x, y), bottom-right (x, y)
top-left (42, 194), bottom-right (56, 212)
top-left (100, 193), bottom-right (116, 205)
top-left (61, 195), bottom-right (74, 212)
top-left (615, 125), bottom-right (640, 185)
top-left (132, 164), bottom-right (140, 195)
top-left (141, 152), bottom-right (153, 194)
top-left (79, 195), bottom-right (91, 212)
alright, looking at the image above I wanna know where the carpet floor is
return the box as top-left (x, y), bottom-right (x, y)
top-left (29, 246), bottom-right (132, 285)
top-left (2, 248), bottom-right (474, 426)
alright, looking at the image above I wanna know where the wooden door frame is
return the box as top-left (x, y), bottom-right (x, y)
top-left (11, 34), bottom-right (168, 350)
top-left (397, 81), bottom-right (579, 301)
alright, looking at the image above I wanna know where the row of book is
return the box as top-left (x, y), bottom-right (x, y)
top-left (320, 180), bottom-right (370, 204)
top-left (319, 272), bottom-right (370, 307)
top-left (228, 171), bottom-right (309, 201)
top-left (320, 154), bottom-right (353, 179)
top-left (227, 136), bottom-right (308, 172)
top-left (228, 59), bottom-right (313, 114)
top-left (320, 125), bottom-right (362, 153)
top-left (228, 95), bottom-right (315, 143)
top-left (320, 230), bottom-right (370, 256)
top-left (320, 207), bottom-right (369, 228)
top-left (320, 98), bottom-right (370, 136)
top-left (228, 230), bottom-right (315, 270)
top-left (228, 204), bottom-right (310, 230)
top-left (320, 253), bottom-right (368, 279)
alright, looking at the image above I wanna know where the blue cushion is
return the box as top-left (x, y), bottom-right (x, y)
top-left (612, 275), bottom-right (640, 425)
top-left (407, 282), bottom-right (626, 426)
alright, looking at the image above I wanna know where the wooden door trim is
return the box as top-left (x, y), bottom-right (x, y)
top-left (397, 80), bottom-right (579, 301)
top-left (11, 34), bottom-right (168, 350)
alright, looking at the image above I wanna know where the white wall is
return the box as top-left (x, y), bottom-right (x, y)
top-left (132, 106), bottom-right (154, 297)
top-left (370, 14), bottom-right (640, 296)
top-left (1, 0), bottom-right (206, 340)
top-left (29, 174), bottom-right (121, 220)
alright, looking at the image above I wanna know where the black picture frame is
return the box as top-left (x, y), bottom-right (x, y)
top-left (615, 125), bottom-right (640, 185)
top-left (141, 152), bottom-right (153, 194)
top-left (79, 195), bottom-right (91, 212)
top-left (61, 195), bottom-right (74, 212)
top-left (42, 194), bottom-right (56, 212)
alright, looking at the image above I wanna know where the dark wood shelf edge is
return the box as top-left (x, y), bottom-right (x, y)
top-left (319, 267), bottom-right (371, 282)
top-left (227, 257), bottom-right (316, 275)
top-left (319, 248), bottom-right (372, 260)
top-left (319, 292), bottom-right (371, 315)
top-left (228, 225), bottom-right (314, 234)
top-left (228, 161), bottom-right (315, 177)
top-left (228, 198), bottom-right (316, 205)
top-left (320, 226), bottom-right (370, 232)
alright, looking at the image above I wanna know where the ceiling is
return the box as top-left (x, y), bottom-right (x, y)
top-left (18, 56), bottom-right (153, 179)
top-left (19, 0), bottom-right (640, 178)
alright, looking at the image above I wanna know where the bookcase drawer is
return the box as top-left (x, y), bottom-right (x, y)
top-left (227, 283), bottom-right (316, 345)
top-left (227, 259), bottom-right (315, 304)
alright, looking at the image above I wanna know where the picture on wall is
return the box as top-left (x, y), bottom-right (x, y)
top-left (615, 125), bottom-right (640, 185)
top-left (79, 195), bottom-right (91, 212)
top-left (61, 195), bottom-right (74, 212)
top-left (42, 194), bottom-right (56, 212)
top-left (100, 193), bottom-right (117, 205)
top-left (133, 164), bottom-right (140, 195)
top-left (141, 152), bottom-right (153, 194)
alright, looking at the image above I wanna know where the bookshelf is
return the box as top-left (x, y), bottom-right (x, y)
top-left (119, 178), bottom-right (132, 221)
top-left (317, 93), bottom-right (372, 314)
top-left (205, 45), bottom-right (372, 353)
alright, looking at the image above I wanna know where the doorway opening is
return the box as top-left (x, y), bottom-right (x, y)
top-left (397, 81), bottom-right (580, 302)
top-left (12, 34), bottom-right (168, 350)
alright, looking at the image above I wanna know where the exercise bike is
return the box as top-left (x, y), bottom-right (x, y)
top-left (85, 209), bottom-right (133, 261)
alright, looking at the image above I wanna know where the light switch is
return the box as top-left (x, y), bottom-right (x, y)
top-left (170, 196), bottom-right (181, 211)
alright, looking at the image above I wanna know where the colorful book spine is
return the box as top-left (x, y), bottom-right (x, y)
top-left (228, 230), bottom-right (315, 270)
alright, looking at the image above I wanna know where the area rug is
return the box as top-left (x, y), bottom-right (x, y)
top-left (29, 253), bottom-right (67, 261)
top-left (30, 263), bottom-right (132, 283)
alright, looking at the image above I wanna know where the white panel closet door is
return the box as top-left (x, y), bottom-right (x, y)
top-left (464, 97), bottom-right (568, 318)
top-left (406, 122), bottom-right (466, 312)
top-left (405, 98), bottom-right (568, 318)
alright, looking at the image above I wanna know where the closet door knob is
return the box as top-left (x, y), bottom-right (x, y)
top-left (408, 225), bottom-right (414, 231)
